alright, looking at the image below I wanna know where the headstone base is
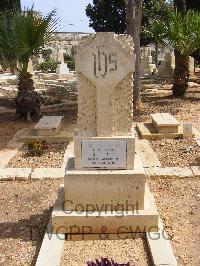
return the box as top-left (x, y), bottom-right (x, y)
top-left (51, 183), bottom-right (159, 234)
top-left (64, 154), bottom-right (145, 211)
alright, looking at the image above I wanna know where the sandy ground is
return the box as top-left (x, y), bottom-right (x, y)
top-left (0, 180), bottom-right (62, 266)
top-left (148, 177), bottom-right (200, 265)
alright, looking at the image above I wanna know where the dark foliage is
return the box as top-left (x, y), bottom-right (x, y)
top-left (86, 0), bottom-right (126, 34)
top-left (0, 0), bottom-right (21, 12)
top-left (87, 258), bottom-right (130, 266)
top-left (86, 0), bottom-right (170, 46)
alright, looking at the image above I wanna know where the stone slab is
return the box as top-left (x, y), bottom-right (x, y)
top-left (135, 139), bottom-right (161, 168)
top-left (151, 113), bottom-right (179, 134)
top-left (146, 167), bottom-right (193, 179)
top-left (64, 154), bottom-right (146, 211)
top-left (147, 219), bottom-right (177, 266)
top-left (0, 168), bottom-right (31, 181)
top-left (191, 166), bottom-right (200, 177)
top-left (136, 123), bottom-right (183, 140)
top-left (20, 126), bottom-right (76, 143)
top-left (35, 220), bottom-right (65, 266)
top-left (34, 116), bottom-right (62, 136)
top-left (31, 168), bottom-right (65, 180)
top-left (74, 135), bottom-right (135, 170)
top-left (51, 184), bottom-right (159, 234)
top-left (151, 113), bottom-right (180, 127)
top-left (0, 146), bottom-right (22, 169)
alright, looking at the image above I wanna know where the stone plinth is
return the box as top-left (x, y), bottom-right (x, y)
top-left (74, 135), bottom-right (135, 170)
top-left (52, 183), bottom-right (159, 234)
top-left (151, 113), bottom-right (180, 134)
top-left (34, 116), bottom-right (62, 136)
top-left (64, 155), bottom-right (145, 211)
top-left (56, 63), bottom-right (69, 75)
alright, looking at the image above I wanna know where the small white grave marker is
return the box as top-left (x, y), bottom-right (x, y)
top-left (183, 122), bottom-right (193, 138)
top-left (81, 140), bottom-right (127, 169)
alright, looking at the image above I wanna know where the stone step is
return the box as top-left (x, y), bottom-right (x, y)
top-left (51, 184), bottom-right (159, 234)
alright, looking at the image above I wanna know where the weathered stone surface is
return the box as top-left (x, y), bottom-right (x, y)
top-left (52, 184), bottom-right (159, 234)
top-left (31, 168), bottom-right (64, 180)
top-left (76, 32), bottom-right (135, 137)
top-left (0, 168), bottom-right (31, 181)
top-left (151, 113), bottom-right (179, 134)
top-left (36, 220), bottom-right (65, 266)
top-left (34, 116), bottom-right (62, 136)
top-left (64, 155), bottom-right (146, 211)
top-left (20, 125), bottom-right (75, 143)
top-left (183, 123), bottom-right (193, 138)
top-left (147, 219), bottom-right (177, 266)
top-left (146, 167), bottom-right (193, 179)
top-left (0, 146), bottom-right (21, 169)
top-left (191, 166), bottom-right (200, 177)
top-left (136, 122), bottom-right (183, 140)
top-left (135, 139), bottom-right (161, 168)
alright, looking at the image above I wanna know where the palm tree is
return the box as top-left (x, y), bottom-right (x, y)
top-left (145, 9), bottom-right (200, 96)
top-left (0, 7), bottom-right (57, 120)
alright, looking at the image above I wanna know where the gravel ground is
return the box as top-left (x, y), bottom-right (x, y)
top-left (0, 180), bottom-right (62, 266)
top-left (148, 177), bottom-right (200, 265)
top-left (7, 143), bottom-right (68, 168)
top-left (61, 237), bottom-right (151, 266)
top-left (150, 139), bottom-right (200, 167)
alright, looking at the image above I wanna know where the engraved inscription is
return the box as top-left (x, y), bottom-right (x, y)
top-left (93, 46), bottom-right (118, 78)
top-left (81, 140), bottom-right (127, 169)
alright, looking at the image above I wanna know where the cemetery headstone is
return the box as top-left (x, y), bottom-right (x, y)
top-left (56, 47), bottom-right (69, 75)
top-left (52, 32), bottom-right (159, 235)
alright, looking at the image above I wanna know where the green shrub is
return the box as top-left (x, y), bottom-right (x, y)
top-left (27, 140), bottom-right (48, 156)
top-left (38, 61), bottom-right (58, 72)
top-left (67, 61), bottom-right (75, 71)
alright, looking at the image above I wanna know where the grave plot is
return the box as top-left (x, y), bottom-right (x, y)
top-left (7, 142), bottom-right (68, 168)
top-left (0, 115), bottom-right (75, 180)
top-left (150, 138), bottom-right (200, 167)
top-left (61, 237), bottom-right (150, 266)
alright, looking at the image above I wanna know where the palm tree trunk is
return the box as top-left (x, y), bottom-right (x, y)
top-left (172, 0), bottom-right (188, 97)
top-left (16, 72), bottom-right (41, 120)
top-left (172, 50), bottom-right (189, 96)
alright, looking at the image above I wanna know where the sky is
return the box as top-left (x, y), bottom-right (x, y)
top-left (21, 0), bottom-right (94, 33)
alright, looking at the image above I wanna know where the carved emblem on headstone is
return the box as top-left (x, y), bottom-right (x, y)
top-left (93, 46), bottom-right (118, 78)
